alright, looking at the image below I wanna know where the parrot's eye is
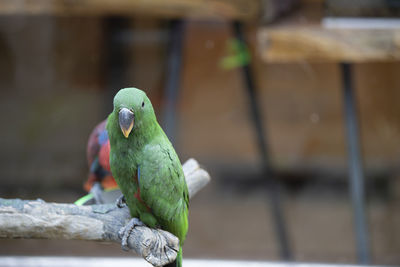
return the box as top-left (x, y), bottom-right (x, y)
top-left (141, 101), bottom-right (145, 107)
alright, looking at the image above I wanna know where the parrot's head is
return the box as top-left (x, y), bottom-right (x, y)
top-left (112, 87), bottom-right (155, 138)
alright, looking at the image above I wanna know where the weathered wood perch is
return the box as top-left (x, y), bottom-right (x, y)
top-left (0, 158), bottom-right (210, 267)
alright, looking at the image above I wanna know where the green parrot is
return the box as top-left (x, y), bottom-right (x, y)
top-left (106, 87), bottom-right (189, 267)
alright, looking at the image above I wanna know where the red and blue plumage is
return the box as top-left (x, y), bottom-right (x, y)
top-left (84, 120), bottom-right (117, 193)
top-left (83, 120), bottom-right (150, 206)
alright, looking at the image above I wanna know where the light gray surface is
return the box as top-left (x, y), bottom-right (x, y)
top-left (323, 18), bottom-right (400, 29)
top-left (0, 257), bottom-right (382, 267)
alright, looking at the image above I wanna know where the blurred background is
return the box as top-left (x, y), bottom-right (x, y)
top-left (1, 0), bottom-right (400, 265)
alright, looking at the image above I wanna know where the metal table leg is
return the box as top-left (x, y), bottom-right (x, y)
top-left (162, 20), bottom-right (185, 145)
top-left (233, 21), bottom-right (292, 261)
top-left (341, 63), bottom-right (370, 264)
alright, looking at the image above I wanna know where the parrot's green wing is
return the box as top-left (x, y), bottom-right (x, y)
top-left (139, 139), bottom-right (189, 244)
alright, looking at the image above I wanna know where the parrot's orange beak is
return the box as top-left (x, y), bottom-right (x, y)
top-left (119, 108), bottom-right (134, 138)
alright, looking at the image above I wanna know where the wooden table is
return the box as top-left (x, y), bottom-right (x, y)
top-left (258, 3), bottom-right (400, 63)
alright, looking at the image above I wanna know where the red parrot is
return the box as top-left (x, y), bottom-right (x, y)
top-left (84, 120), bottom-right (118, 203)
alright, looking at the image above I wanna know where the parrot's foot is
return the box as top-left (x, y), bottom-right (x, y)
top-left (119, 218), bottom-right (145, 251)
top-left (90, 182), bottom-right (104, 204)
top-left (115, 195), bottom-right (127, 208)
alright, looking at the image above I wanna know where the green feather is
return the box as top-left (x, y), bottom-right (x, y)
top-left (74, 193), bottom-right (93, 206)
top-left (176, 246), bottom-right (183, 267)
top-left (107, 88), bottom-right (189, 264)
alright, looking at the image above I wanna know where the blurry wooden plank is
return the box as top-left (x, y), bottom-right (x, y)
top-left (0, 0), bottom-right (260, 21)
top-left (259, 26), bottom-right (400, 63)
top-left (258, 3), bottom-right (400, 63)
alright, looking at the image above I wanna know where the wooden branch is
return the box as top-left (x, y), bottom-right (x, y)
top-left (0, 0), bottom-right (261, 21)
top-left (0, 158), bottom-right (210, 267)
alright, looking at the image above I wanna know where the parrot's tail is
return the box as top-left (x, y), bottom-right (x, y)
top-left (176, 246), bottom-right (183, 267)
top-left (164, 246), bottom-right (182, 267)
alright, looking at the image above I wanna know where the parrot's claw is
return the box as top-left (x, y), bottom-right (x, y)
top-left (116, 195), bottom-right (127, 208)
top-left (119, 217), bottom-right (145, 251)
